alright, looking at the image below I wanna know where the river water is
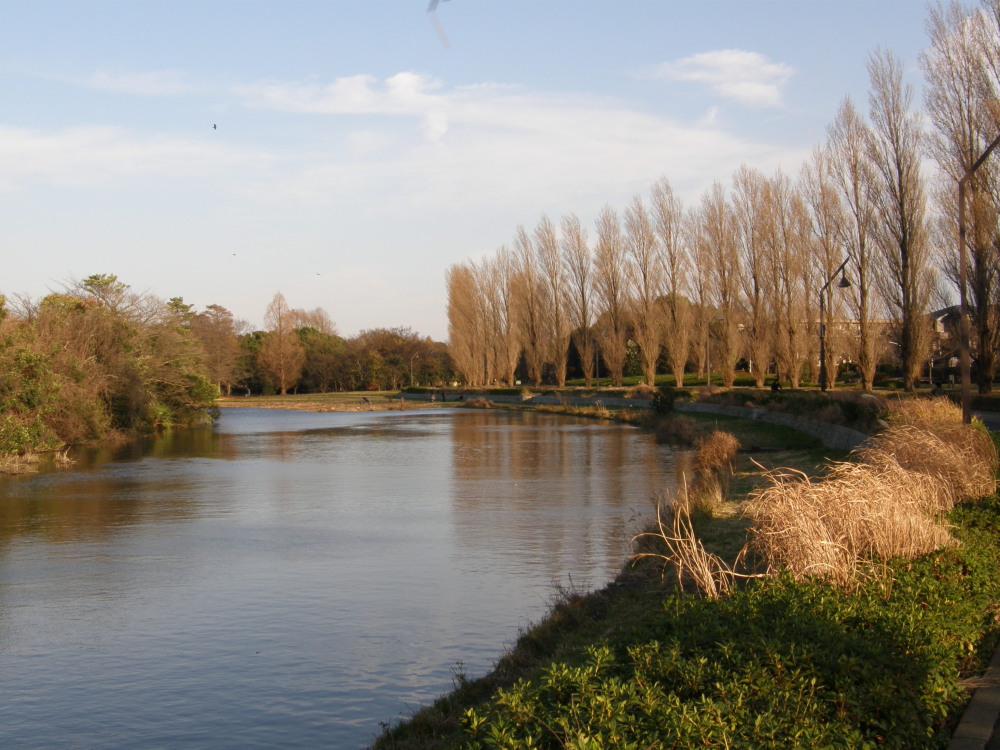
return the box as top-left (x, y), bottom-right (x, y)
top-left (0, 408), bottom-right (683, 749)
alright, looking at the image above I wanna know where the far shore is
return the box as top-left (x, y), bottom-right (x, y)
top-left (215, 391), bottom-right (455, 413)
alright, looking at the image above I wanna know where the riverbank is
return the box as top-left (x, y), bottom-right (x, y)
top-left (215, 391), bottom-right (456, 412)
top-left (371, 401), bottom-right (1000, 749)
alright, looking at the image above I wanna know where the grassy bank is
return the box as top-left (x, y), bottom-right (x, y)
top-left (372, 399), bottom-right (1000, 749)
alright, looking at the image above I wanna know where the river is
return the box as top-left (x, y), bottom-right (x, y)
top-left (0, 407), bottom-right (684, 748)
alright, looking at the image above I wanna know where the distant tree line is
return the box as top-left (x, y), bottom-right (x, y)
top-left (0, 279), bottom-right (451, 456)
top-left (447, 1), bottom-right (1000, 395)
top-left (238, 292), bottom-right (453, 396)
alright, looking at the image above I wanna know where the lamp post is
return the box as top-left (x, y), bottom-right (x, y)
top-left (958, 131), bottom-right (1000, 424)
top-left (819, 257), bottom-right (852, 393)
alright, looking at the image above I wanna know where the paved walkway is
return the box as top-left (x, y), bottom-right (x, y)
top-left (950, 643), bottom-right (1000, 749)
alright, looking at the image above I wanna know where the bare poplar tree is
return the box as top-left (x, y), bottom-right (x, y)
top-left (593, 205), bottom-right (630, 386)
top-left (513, 225), bottom-right (548, 386)
top-left (732, 165), bottom-right (774, 387)
top-left (535, 216), bottom-right (571, 386)
top-left (651, 177), bottom-right (692, 387)
top-left (923, 1), bottom-right (1000, 391)
top-left (625, 194), bottom-right (664, 386)
top-left (258, 292), bottom-right (305, 395)
top-left (765, 172), bottom-right (810, 387)
top-left (828, 97), bottom-right (884, 391)
top-left (802, 146), bottom-right (851, 390)
top-left (695, 182), bottom-right (742, 387)
top-left (561, 214), bottom-right (595, 386)
top-left (446, 263), bottom-right (487, 386)
top-left (483, 248), bottom-right (522, 386)
top-left (868, 48), bottom-right (933, 391)
top-left (687, 206), bottom-right (714, 382)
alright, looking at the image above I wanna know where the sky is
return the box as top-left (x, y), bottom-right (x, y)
top-left (0, 0), bottom-right (932, 341)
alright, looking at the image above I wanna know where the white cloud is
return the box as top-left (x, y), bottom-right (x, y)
top-left (0, 125), bottom-right (249, 191)
top-left (84, 67), bottom-right (200, 96)
top-left (650, 49), bottom-right (793, 108)
top-left (233, 73), bottom-right (804, 215)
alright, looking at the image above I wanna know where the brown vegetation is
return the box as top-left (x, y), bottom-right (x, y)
top-left (641, 397), bottom-right (997, 593)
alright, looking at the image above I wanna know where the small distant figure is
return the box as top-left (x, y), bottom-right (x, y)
top-left (770, 378), bottom-right (782, 392)
top-left (362, 396), bottom-right (372, 404)
top-left (213, 124), bottom-right (217, 130)
top-left (430, 394), bottom-right (436, 402)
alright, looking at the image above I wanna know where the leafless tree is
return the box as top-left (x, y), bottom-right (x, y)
top-left (535, 216), bottom-right (572, 386)
top-left (732, 165), bottom-right (774, 387)
top-left (625, 194), bottom-right (664, 386)
top-left (258, 292), bottom-right (306, 395)
top-left (694, 182), bottom-right (742, 387)
top-left (513, 225), bottom-right (548, 386)
top-left (828, 97), bottom-right (885, 391)
top-left (868, 48), bottom-right (933, 391)
top-left (483, 248), bottom-right (521, 386)
top-left (561, 213), bottom-right (596, 386)
top-left (764, 172), bottom-right (811, 387)
top-left (593, 205), bottom-right (630, 386)
top-left (802, 146), bottom-right (851, 390)
top-left (290, 307), bottom-right (338, 336)
top-left (446, 262), bottom-right (488, 386)
top-left (651, 177), bottom-right (692, 387)
top-left (923, 0), bottom-right (1000, 391)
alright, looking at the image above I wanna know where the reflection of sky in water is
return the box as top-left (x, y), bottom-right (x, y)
top-left (0, 408), bottom-right (685, 749)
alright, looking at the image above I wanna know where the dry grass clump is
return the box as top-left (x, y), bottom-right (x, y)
top-left (744, 460), bottom-right (955, 586)
top-left (674, 430), bottom-right (742, 516)
top-left (744, 396), bottom-right (996, 587)
top-left (884, 395), bottom-right (959, 429)
top-left (632, 496), bottom-right (740, 600)
top-left (695, 430), bottom-right (740, 476)
top-left (645, 396), bottom-right (996, 595)
top-left (855, 424), bottom-right (996, 510)
top-left (463, 397), bottom-right (493, 409)
top-left (0, 451), bottom-right (41, 475)
top-left (859, 396), bottom-right (997, 506)
top-left (626, 383), bottom-right (658, 400)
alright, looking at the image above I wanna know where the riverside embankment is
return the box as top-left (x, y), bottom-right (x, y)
top-left (374, 394), bottom-right (1000, 749)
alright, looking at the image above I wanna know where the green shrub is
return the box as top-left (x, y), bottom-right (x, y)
top-left (651, 386), bottom-right (676, 415)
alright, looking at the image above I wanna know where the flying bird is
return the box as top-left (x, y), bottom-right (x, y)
top-left (427, 0), bottom-right (451, 49)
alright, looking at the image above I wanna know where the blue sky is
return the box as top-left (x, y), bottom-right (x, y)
top-left (0, 1), bottom-right (929, 340)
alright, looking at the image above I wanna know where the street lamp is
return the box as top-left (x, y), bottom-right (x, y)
top-left (819, 257), bottom-right (852, 393)
top-left (958, 131), bottom-right (1000, 424)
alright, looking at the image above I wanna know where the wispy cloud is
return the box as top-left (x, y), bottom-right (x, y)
top-left (84, 67), bottom-right (201, 96)
top-left (0, 69), bottom-right (807, 215)
top-left (649, 49), bottom-right (793, 108)
top-left (0, 125), bottom-right (247, 191)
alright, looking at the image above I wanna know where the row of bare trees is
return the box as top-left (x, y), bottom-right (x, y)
top-left (447, 1), bottom-right (1000, 394)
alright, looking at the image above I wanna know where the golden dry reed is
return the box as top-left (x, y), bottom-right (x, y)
top-left (745, 397), bottom-right (996, 587)
top-left (632, 485), bottom-right (741, 600)
top-left (639, 397), bottom-right (997, 594)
